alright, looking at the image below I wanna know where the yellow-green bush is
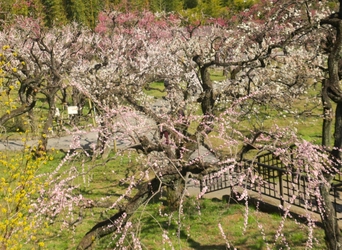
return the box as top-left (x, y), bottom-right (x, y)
top-left (0, 45), bottom-right (21, 124)
top-left (0, 148), bottom-right (51, 249)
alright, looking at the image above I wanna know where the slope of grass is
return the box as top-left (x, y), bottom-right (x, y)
top-left (40, 151), bottom-right (330, 248)
top-left (96, 197), bottom-right (325, 249)
top-left (0, 149), bottom-right (322, 249)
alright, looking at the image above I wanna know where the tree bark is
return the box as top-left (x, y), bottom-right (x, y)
top-left (322, 79), bottom-right (333, 148)
top-left (28, 109), bottom-right (37, 134)
top-left (320, 13), bottom-right (342, 249)
top-left (96, 119), bottom-right (112, 159)
top-left (333, 102), bottom-right (342, 161)
top-left (37, 90), bottom-right (58, 155)
top-left (320, 177), bottom-right (342, 250)
top-left (193, 56), bottom-right (216, 142)
top-left (0, 101), bottom-right (36, 126)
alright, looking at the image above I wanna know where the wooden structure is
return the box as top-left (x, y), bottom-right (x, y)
top-left (200, 151), bottom-right (342, 217)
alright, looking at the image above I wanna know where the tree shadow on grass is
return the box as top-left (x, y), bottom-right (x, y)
top-left (183, 230), bottom-right (235, 249)
top-left (136, 211), bottom-right (235, 249)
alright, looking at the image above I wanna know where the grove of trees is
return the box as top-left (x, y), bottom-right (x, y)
top-left (0, 0), bottom-right (260, 28)
top-left (2, 0), bottom-right (342, 249)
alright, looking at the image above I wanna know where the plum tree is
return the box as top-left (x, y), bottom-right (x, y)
top-left (0, 17), bottom-right (94, 153)
top-left (69, 3), bottom-right (339, 249)
top-left (3, 1), bottom-right (342, 249)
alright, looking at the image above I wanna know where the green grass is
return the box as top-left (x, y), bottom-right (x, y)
top-left (143, 82), bottom-right (166, 98)
top-left (118, 198), bottom-right (325, 250)
top-left (209, 68), bottom-right (227, 81)
top-left (0, 148), bottom-right (327, 250)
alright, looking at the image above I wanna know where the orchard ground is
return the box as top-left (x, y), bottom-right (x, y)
top-left (0, 76), bottom-right (328, 249)
top-left (0, 78), bottom-right (329, 249)
top-left (0, 141), bottom-right (327, 249)
top-left (1, 4), bottom-right (339, 247)
top-left (0, 129), bottom-right (328, 224)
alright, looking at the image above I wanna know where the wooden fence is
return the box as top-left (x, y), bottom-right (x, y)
top-left (200, 152), bottom-right (342, 217)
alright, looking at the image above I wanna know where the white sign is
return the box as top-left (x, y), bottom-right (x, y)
top-left (67, 106), bottom-right (78, 115)
top-left (54, 107), bottom-right (60, 117)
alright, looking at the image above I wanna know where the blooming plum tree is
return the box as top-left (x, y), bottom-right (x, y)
top-left (0, 17), bottom-right (94, 153)
top-left (3, 1), bottom-right (342, 249)
top-left (67, 3), bottom-right (341, 249)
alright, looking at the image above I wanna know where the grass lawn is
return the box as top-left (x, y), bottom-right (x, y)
top-left (125, 198), bottom-right (326, 250)
top-left (0, 149), bottom-right (320, 249)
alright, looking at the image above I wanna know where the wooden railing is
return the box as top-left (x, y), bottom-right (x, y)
top-left (200, 152), bottom-right (342, 217)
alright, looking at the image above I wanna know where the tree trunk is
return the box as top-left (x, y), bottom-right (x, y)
top-left (37, 92), bottom-right (57, 155)
top-left (320, 13), bottom-right (342, 249)
top-left (333, 102), bottom-right (342, 160)
top-left (199, 65), bottom-right (215, 116)
top-left (165, 178), bottom-right (185, 211)
top-left (192, 56), bottom-right (216, 143)
top-left (320, 82), bottom-right (342, 250)
top-left (320, 177), bottom-right (342, 250)
top-left (94, 119), bottom-right (112, 159)
top-left (322, 79), bottom-right (333, 148)
top-left (28, 109), bottom-right (37, 134)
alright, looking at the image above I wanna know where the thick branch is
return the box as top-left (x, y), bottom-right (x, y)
top-left (0, 101), bottom-right (36, 126)
top-left (326, 18), bottom-right (342, 102)
top-left (77, 178), bottom-right (162, 250)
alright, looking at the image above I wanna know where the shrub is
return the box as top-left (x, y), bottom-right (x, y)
top-left (0, 148), bottom-right (52, 249)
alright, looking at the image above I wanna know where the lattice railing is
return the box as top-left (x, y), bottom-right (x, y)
top-left (200, 151), bottom-right (342, 216)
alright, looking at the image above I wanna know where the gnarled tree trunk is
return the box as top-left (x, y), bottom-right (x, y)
top-left (320, 9), bottom-right (342, 249)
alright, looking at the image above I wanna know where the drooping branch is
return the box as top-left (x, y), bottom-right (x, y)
top-left (77, 178), bottom-right (162, 250)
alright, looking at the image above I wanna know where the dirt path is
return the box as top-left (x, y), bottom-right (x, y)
top-left (0, 131), bottom-right (99, 151)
